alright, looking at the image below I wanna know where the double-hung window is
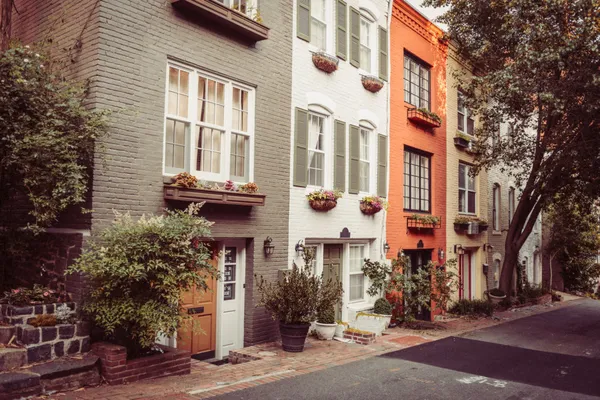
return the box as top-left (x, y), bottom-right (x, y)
top-left (492, 184), bottom-right (500, 231)
top-left (359, 127), bottom-right (371, 192)
top-left (310, 0), bottom-right (327, 50)
top-left (359, 15), bottom-right (373, 73)
top-left (458, 163), bottom-right (476, 214)
top-left (508, 187), bottom-right (515, 224)
top-left (308, 112), bottom-right (326, 186)
top-left (404, 54), bottom-right (430, 110)
top-left (165, 64), bottom-right (254, 183)
top-left (403, 149), bottom-right (430, 212)
top-left (349, 245), bottom-right (365, 302)
top-left (457, 91), bottom-right (475, 135)
top-left (216, 0), bottom-right (257, 18)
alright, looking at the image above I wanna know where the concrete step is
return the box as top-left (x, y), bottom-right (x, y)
top-left (0, 348), bottom-right (27, 371)
top-left (0, 371), bottom-right (41, 400)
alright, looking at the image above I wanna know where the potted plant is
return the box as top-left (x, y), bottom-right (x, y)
top-left (373, 298), bottom-right (393, 328)
top-left (256, 252), bottom-right (343, 352)
top-left (487, 288), bottom-right (506, 305)
top-left (307, 189), bottom-right (342, 212)
top-left (334, 320), bottom-right (348, 338)
top-left (361, 75), bottom-right (384, 93)
top-left (314, 306), bottom-right (337, 340)
top-left (311, 51), bottom-right (339, 74)
top-left (360, 195), bottom-right (388, 215)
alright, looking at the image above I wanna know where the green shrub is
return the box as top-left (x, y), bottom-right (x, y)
top-left (256, 251), bottom-right (343, 325)
top-left (373, 298), bottom-right (393, 315)
top-left (317, 306), bottom-right (335, 324)
top-left (67, 203), bottom-right (217, 358)
top-left (449, 299), bottom-right (494, 317)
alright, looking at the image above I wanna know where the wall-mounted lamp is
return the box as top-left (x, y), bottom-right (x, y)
top-left (263, 236), bottom-right (275, 256)
top-left (295, 240), bottom-right (305, 256)
top-left (483, 243), bottom-right (494, 253)
top-left (397, 249), bottom-right (405, 259)
top-left (383, 242), bottom-right (391, 254)
top-left (438, 247), bottom-right (445, 260)
top-left (454, 244), bottom-right (465, 255)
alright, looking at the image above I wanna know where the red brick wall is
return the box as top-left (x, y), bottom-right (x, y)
top-left (92, 342), bottom-right (190, 385)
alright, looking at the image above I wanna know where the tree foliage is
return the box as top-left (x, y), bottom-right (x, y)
top-left (67, 204), bottom-right (217, 357)
top-left (546, 195), bottom-right (600, 293)
top-left (424, 0), bottom-right (600, 292)
top-left (0, 43), bottom-right (108, 232)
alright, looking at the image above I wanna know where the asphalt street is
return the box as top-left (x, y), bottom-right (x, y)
top-left (213, 299), bottom-right (600, 400)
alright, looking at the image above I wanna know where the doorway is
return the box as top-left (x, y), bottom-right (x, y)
top-left (404, 249), bottom-right (432, 321)
top-left (459, 250), bottom-right (474, 300)
top-left (323, 244), bottom-right (343, 320)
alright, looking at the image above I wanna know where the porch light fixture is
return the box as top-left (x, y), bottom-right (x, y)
top-left (263, 236), bottom-right (275, 256)
top-left (438, 248), bottom-right (445, 260)
top-left (483, 243), bottom-right (494, 252)
top-left (383, 242), bottom-right (391, 253)
top-left (454, 244), bottom-right (465, 255)
top-left (397, 249), bottom-right (405, 259)
top-left (295, 240), bottom-right (305, 256)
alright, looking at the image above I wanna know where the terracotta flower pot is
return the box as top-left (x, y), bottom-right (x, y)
top-left (312, 52), bottom-right (339, 74)
top-left (360, 202), bottom-right (382, 215)
top-left (309, 199), bottom-right (337, 212)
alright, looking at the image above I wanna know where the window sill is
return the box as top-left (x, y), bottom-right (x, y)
top-left (163, 184), bottom-right (266, 206)
top-left (347, 301), bottom-right (374, 310)
top-left (492, 231), bottom-right (503, 236)
top-left (170, 0), bottom-right (269, 42)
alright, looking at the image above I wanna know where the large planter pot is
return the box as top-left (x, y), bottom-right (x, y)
top-left (309, 199), bottom-right (337, 212)
top-left (279, 322), bottom-right (310, 352)
top-left (487, 291), bottom-right (506, 305)
top-left (314, 322), bottom-right (337, 340)
top-left (380, 314), bottom-right (392, 329)
top-left (360, 202), bottom-right (382, 215)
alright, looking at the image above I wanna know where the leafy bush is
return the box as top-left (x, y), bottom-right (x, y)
top-left (1, 284), bottom-right (68, 306)
top-left (55, 304), bottom-right (76, 324)
top-left (67, 203), bottom-right (217, 357)
top-left (0, 43), bottom-right (108, 232)
top-left (362, 259), bottom-right (391, 297)
top-left (317, 306), bottom-right (335, 324)
top-left (30, 314), bottom-right (57, 327)
top-left (373, 298), bottom-right (392, 315)
top-left (256, 251), bottom-right (343, 325)
top-left (449, 299), bottom-right (494, 317)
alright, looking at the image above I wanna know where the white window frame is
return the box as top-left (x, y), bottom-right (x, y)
top-left (492, 184), bottom-right (500, 231)
top-left (349, 244), bottom-right (366, 303)
top-left (163, 62), bottom-right (255, 184)
top-left (310, 0), bottom-right (329, 51)
top-left (508, 187), bottom-right (515, 224)
top-left (217, 0), bottom-right (258, 18)
top-left (307, 111), bottom-right (328, 187)
top-left (457, 91), bottom-right (475, 136)
top-left (359, 127), bottom-right (371, 193)
top-left (458, 162), bottom-right (476, 215)
top-left (359, 12), bottom-right (376, 75)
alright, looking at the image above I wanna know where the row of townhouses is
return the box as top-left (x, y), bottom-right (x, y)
top-left (11, 0), bottom-right (542, 360)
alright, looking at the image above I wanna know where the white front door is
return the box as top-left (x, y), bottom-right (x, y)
top-left (217, 242), bottom-right (246, 359)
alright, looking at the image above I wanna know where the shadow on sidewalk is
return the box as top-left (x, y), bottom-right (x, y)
top-left (379, 336), bottom-right (600, 397)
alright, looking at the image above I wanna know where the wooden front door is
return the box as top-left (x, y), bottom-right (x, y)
top-left (178, 247), bottom-right (218, 360)
top-left (323, 244), bottom-right (343, 320)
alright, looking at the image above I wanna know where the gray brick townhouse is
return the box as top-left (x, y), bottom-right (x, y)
top-left (12, 0), bottom-right (293, 360)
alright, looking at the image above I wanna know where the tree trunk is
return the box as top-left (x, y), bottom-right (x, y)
top-left (499, 241), bottom-right (519, 295)
top-left (0, 0), bottom-right (12, 51)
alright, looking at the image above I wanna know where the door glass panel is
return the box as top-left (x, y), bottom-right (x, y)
top-left (224, 247), bottom-right (237, 301)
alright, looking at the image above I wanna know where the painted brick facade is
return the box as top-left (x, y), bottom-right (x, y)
top-left (446, 48), bottom-right (489, 301)
top-left (288, 0), bottom-right (391, 322)
top-left (12, 0), bottom-right (294, 348)
top-left (388, 0), bottom-right (446, 320)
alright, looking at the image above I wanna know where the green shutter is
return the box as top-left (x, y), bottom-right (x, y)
top-left (377, 134), bottom-right (388, 197)
top-left (334, 120), bottom-right (346, 192)
top-left (294, 108), bottom-right (309, 187)
top-left (378, 27), bottom-right (388, 81)
top-left (349, 125), bottom-right (360, 194)
top-left (349, 7), bottom-right (360, 68)
top-left (336, 0), bottom-right (348, 60)
top-left (297, 0), bottom-right (311, 42)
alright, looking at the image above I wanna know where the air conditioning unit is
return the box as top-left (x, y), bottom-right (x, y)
top-left (467, 222), bottom-right (479, 235)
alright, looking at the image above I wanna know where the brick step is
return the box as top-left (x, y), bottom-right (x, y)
top-left (0, 326), bottom-right (15, 344)
top-left (0, 348), bottom-right (27, 371)
top-left (0, 354), bottom-right (100, 399)
top-left (14, 323), bottom-right (91, 364)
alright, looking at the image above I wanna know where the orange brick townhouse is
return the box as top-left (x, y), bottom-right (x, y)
top-left (386, 0), bottom-right (448, 321)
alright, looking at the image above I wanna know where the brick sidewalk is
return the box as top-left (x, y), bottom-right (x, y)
top-left (37, 299), bottom-right (580, 400)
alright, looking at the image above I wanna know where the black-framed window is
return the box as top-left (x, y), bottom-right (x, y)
top-left (459, 162), bottom-right (476, 214)
top-left (403, 148), bottom-right (430, 212)
top-left (403, 53), bottom-right (430, 110)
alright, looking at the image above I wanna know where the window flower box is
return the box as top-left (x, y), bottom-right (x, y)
top-left (407, 108), bottom-right (442, 128)
top-left (307, 189), bottom-right (342, 212)
top-left (312, 51), bottom-right (339, 74)
top-left (164, 185), bottom-right (266, 206)
top-left (406, 215), bottom-right (442, 230)
top-left (361, 75), bottom-right (384, 93)
top-left (170, 0), bottom-right (269, 42)
top-left (454, 216), bottom-right (489, 235)
top-left (454, 136), bottom-right (470, 149)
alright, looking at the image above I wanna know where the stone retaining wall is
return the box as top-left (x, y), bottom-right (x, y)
top-left (92, 342), bottom-right (191, 385)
